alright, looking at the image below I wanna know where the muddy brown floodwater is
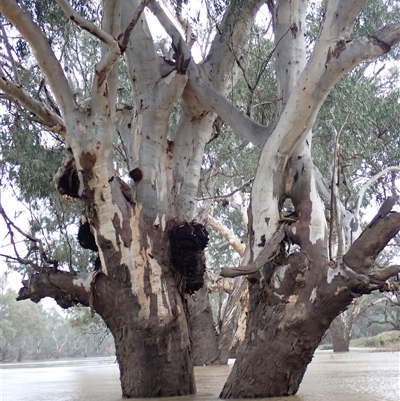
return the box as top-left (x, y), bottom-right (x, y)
top-left (1, 350), bottom-right (399, 401)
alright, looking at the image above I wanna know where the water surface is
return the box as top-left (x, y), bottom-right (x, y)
top-left (1, 350), bottom-right (399, 401)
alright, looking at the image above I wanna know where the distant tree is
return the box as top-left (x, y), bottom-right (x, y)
top-left (0, 281), bottom-right (47, 361)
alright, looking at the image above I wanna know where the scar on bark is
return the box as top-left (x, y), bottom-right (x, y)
top-left (169, 221), bottom-right (209, 294)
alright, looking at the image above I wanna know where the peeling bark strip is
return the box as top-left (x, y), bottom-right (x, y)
top-left (169, 221), bottom-right (209, 294)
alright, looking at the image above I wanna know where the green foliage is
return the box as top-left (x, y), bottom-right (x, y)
top-left (353, 0), bottom-right (400, 61)
top-left (312, 65), bottom-right (400, 211)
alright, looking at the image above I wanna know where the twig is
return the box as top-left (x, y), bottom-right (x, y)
top-left (0, 203), bottom-right (58, 268)
top-left (197, 178), bottom-right (253, 201)
top-left (0, 21), bottom-right (20, 84)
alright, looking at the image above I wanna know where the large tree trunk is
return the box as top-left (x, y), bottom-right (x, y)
top-left (95, 265), bottom-right (196, 397)
top-left (218, 0), bottom-right (400, 397)
top-left (330, 315), bottom-right (350, 352)
top-left (221, 281), bottom-right (350, 397)
top-left (187, 286), bottom-right (220, 366)
top-left (9, 0), bottom-right (263, 395)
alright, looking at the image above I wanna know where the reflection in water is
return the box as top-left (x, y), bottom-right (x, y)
top-left (1, 351), bottom-right (399, 401)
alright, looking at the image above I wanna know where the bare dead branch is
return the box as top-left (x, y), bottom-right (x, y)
top-left (0, 203), bottom-right (58, 269)
top-left (197, 178), bottom-right (253, 201)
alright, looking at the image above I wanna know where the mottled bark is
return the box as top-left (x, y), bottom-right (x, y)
top-left (330, 315), bottom-right (350, 352)
top-left (187, 286), bottom-right (220, 366)
top-left (217, 277), bottom-right (247, 364)
top-left (217, 0), bottom-right (400, 397)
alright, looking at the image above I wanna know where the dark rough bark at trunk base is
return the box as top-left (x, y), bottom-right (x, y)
top-left (220, 312), bottom-right (326, 397)
top-left (114, 325), bottom-right (195, 397)
top-left (92, 264), bottom-right (196, 398)
top-left (220, 282), bottom-right (353, 398)
top-left (330, 315), bottom-right (350, 352)
top-left (187, 286), bottom-right (221, 365)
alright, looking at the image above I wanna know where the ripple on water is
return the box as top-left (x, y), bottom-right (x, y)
top-left (1, 351), bottom-right (399, 401)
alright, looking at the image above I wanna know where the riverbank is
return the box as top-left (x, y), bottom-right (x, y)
top-left (319, 330), bottom-right (400, 352)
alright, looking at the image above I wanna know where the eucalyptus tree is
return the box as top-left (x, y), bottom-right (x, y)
top-left (214, 1), bottom-right (400, 397)
top-left (0, 0), bottom-right (263, 397)
top-left (1, 0), bottom-right (400, 399)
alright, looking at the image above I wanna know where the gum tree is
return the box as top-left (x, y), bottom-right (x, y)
top-left (216, 1), bottom-right (400, 397)
top-left (0, 0), bottom-right (263, 397)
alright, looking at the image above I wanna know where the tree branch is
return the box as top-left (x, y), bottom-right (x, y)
top-left (0, 0), bottom-right (76, 114)
top-left (0, 203), bottom-right (58, 269)
top-left (368, 265), bottom-right (400, 282)
top-left (185, 79), bottom-right (268, 147)
top-left (183, 0), bottom-right (270, 147)
top-left (0, 20), bottom-right (20, 84)
top-left (121, 0), bottom-right (160, 104)
top-left (275, 22), bottom-right (400, 159)
top-left (207, 215), bottom-right (245, 257)
top-left (344, 212), bottom-right (400, 274)
top-left (354, 166), bottom-right (400, 222)
top-left (119, 0), bottom-right (151, 52)
top-left (197, 178), bottom-right (253, 201)
top-left (220, 230), bottom-right (284, 278)
top-left (16, 270), bottom-right (95, 309)
top-left (0, 73), bottom-right (66, 135)
top-left (55, 0), bottom-right (115, 46)
top-left (147, 0), bottom-right (192, 63)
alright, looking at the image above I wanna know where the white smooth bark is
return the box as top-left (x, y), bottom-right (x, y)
top-left (207, 215), bottom-right (246, 256)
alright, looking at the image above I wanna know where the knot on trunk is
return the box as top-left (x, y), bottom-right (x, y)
top-left (169, 221), bottom-right (209, 294)
top-left (273, 252), bottom-right (310, 297)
